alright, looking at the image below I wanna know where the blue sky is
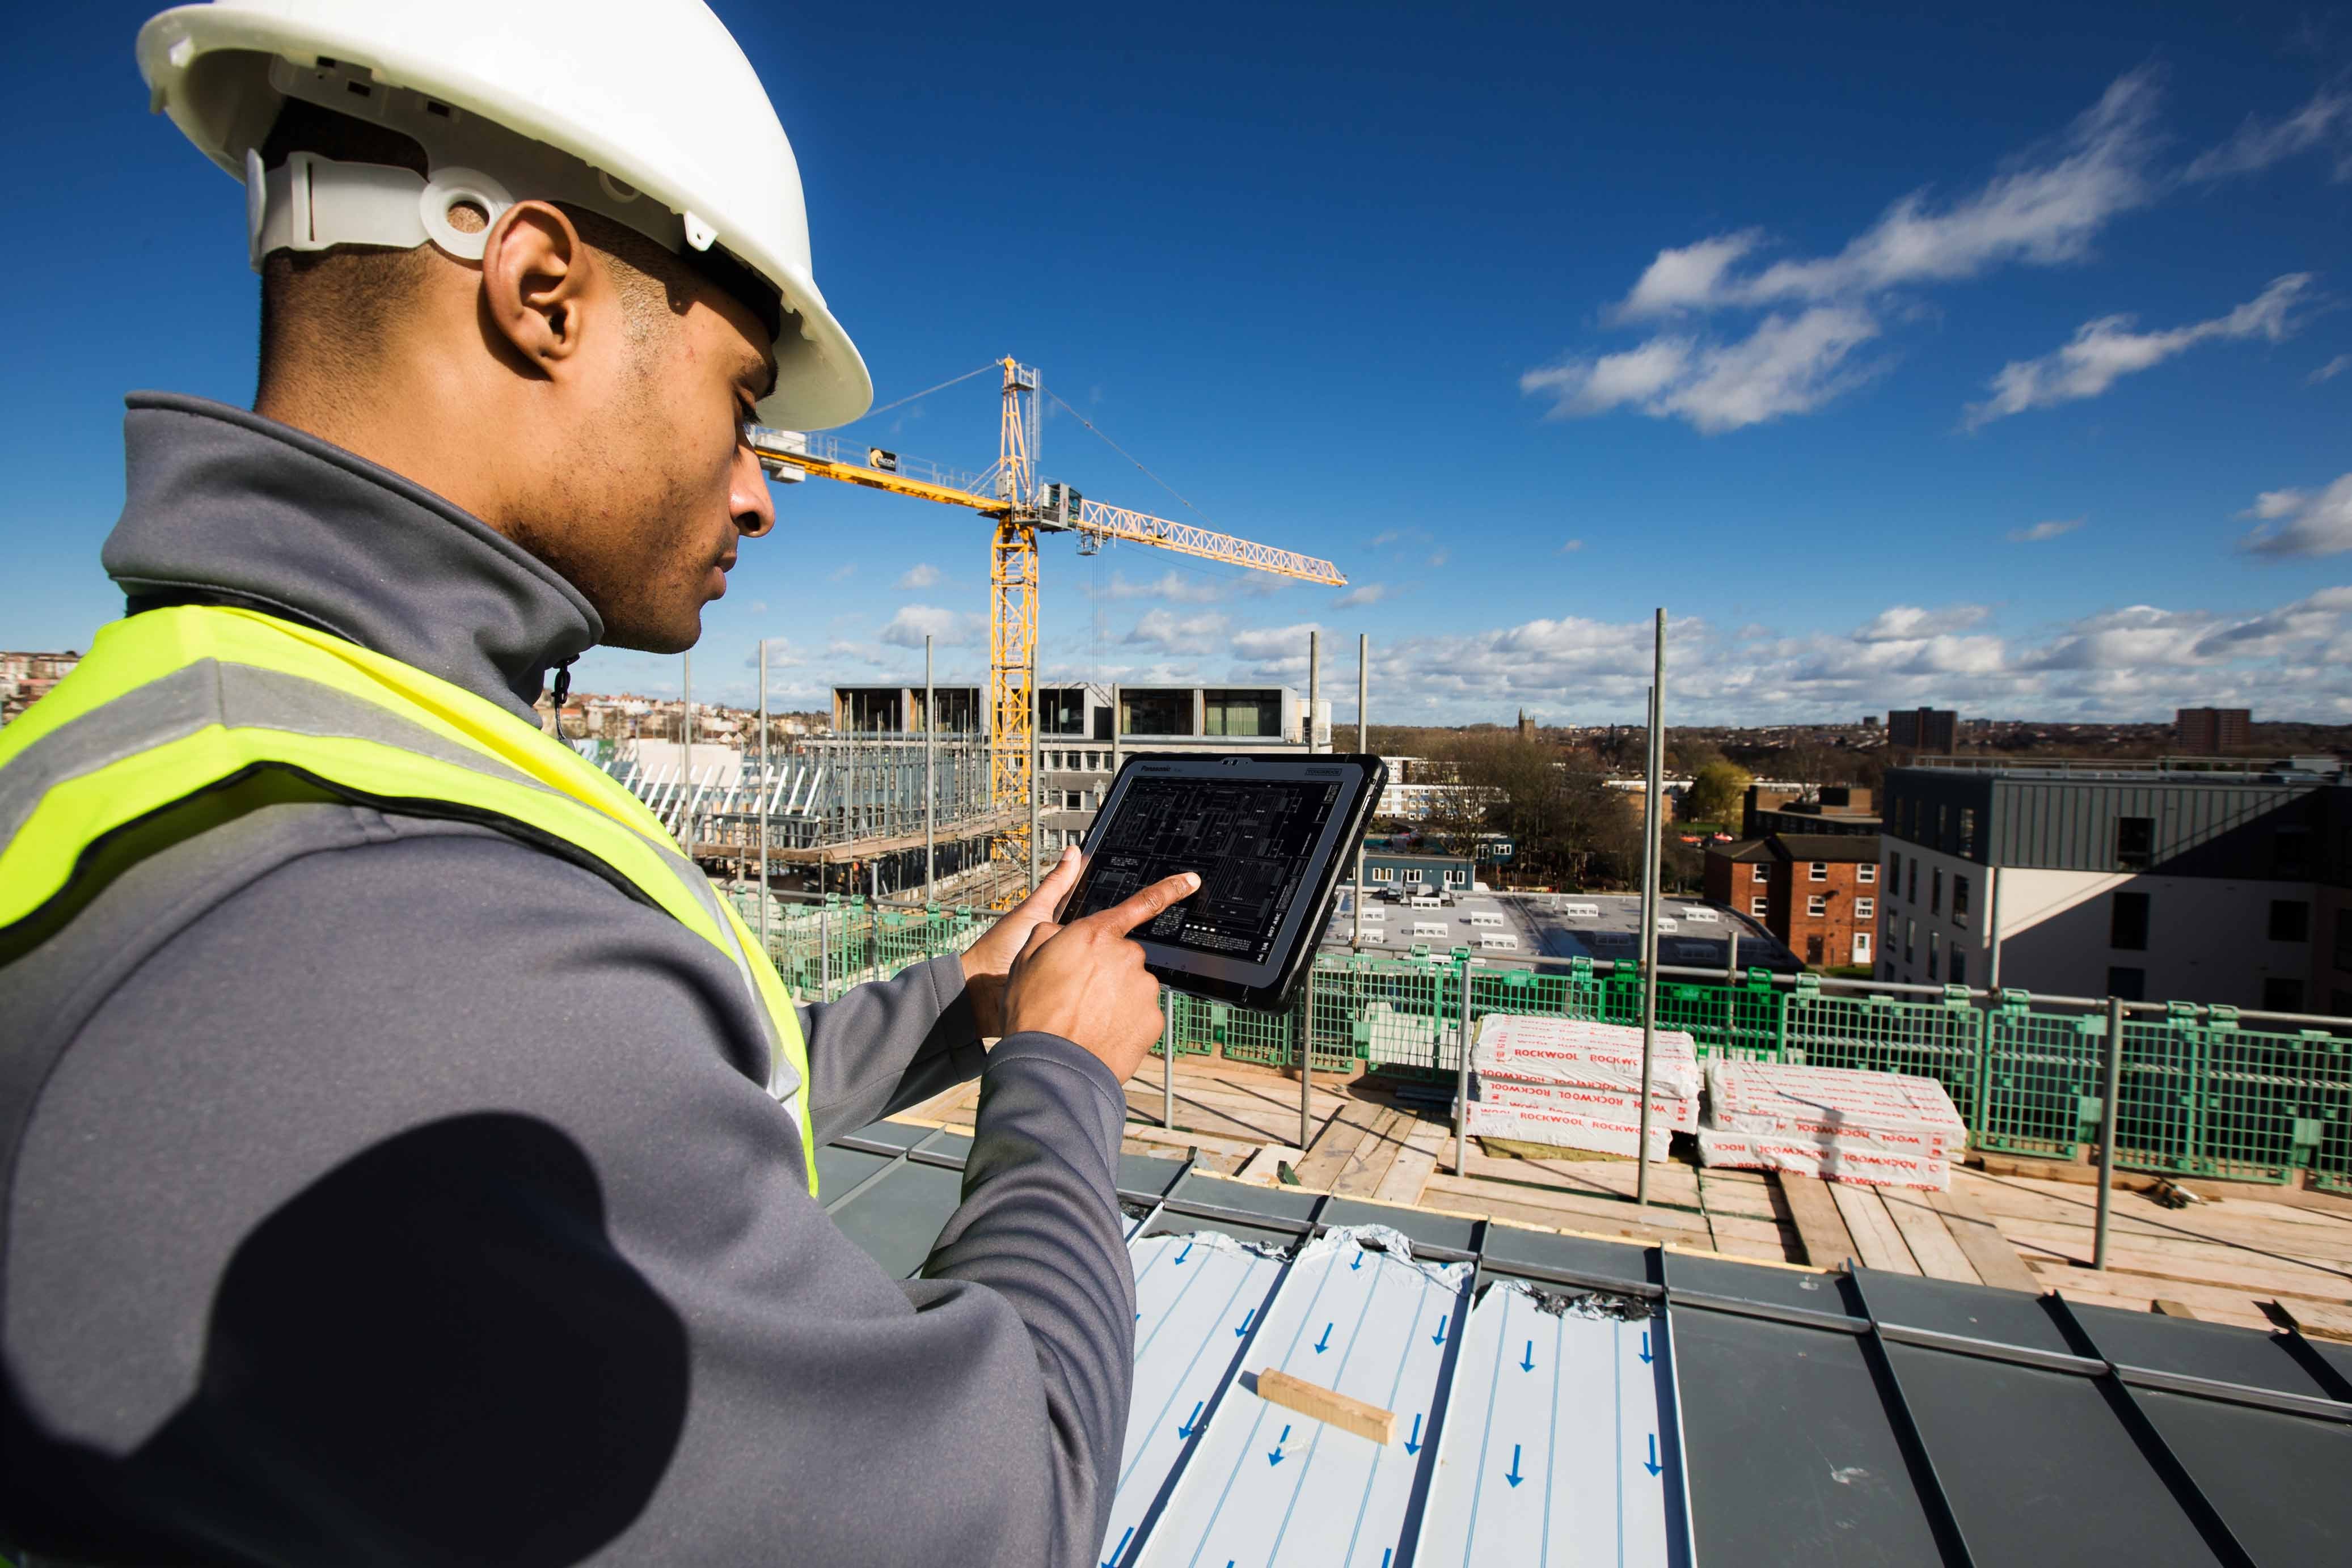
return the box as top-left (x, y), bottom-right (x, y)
top-left (6, 2), bottom-right (2350, 724)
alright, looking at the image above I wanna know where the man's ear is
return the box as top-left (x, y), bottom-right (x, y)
top-left (479, 200), bottom-right (592, 377)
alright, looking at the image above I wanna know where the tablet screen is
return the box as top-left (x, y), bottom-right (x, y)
top-left (1072, 772), bottom-right (1345, 966)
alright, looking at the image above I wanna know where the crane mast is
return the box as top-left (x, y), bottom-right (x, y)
top-left (748, 358), bottom-right (1344, 899)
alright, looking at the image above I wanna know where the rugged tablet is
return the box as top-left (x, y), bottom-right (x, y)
top-left (1063, 753), bottom-right (1387, 1010)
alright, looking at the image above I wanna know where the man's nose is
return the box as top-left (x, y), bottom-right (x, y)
top-left (733, 442), bottom-right (777, 538)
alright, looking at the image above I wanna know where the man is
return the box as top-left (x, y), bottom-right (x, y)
top-left (0, 3), bottom-right (1192, 1563)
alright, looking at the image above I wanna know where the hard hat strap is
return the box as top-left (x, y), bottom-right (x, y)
top-left (246, 149), bottom-right (514, 273)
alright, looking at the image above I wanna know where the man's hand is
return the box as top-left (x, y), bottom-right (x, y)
top-left (1000, 869), bottom-right (1201, 1083)
top-left (959, 846), bottom-right (1088, 1038)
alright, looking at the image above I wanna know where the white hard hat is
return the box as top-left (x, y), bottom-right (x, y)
top-left (136, 0), bottom-right (872, 429)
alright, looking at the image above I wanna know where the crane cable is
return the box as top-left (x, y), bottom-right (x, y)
top-left (1046, 390), bottom-right (1223, 534)
top-left (850, 362), bottom-right (999, 424)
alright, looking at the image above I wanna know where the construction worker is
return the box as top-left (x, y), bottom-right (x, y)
top-left (0, 3), bottom-right (1193, 1563)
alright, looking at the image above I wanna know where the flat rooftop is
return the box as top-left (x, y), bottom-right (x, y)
top-left (1326, 889), bottom-right (1799, 971)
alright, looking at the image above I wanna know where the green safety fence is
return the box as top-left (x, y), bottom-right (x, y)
top-left (755, 903), bottom-right (2352, 1186)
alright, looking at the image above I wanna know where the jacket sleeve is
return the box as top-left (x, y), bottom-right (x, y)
top-left (0, 815), bottom-right (1133, 1568)
top-left (796, 952), bottom-right (989, 1145)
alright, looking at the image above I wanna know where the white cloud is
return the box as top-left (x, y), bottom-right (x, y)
top-left (1428, 548), bottom-right (1452, 568)
top-left (827, 563), bottom-right (856, 582)
top-left (2008, 517), bottom-right (2085, 543)
top-left (879, 604), bottom-right (978, 648)
top-left (1855, 605), bottom-right (1992, 641)
top-left (1525, 71), bottom-right (2163, 432)
top-left (1965, 274), bottom-right (2313, 427)
top-left (1333, 583), bottom-right (1391, 607)
top-left (894, 562), bottom-right (943, 589)
top-left (2311, 354), bottom-right (2351, 384)
top-left (2186, 81), bottom-right (2352, 183)
top-left (1101, 569), bottom-right (1281, 604)
top-left (1344, 585), bottom-right (2352, 723)
top-left (2239, 474), bottom-right (2352, 557)
top-left (1124, 608), bottom-right (1230, 656)
top-left (1557, 539), bottom-right (1585, 555)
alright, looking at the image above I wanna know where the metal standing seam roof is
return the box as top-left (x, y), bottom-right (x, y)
top-left (821, 1129), bottom-right (2352, 1567)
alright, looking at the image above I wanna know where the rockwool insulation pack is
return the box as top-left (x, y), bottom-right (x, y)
top-left (1465, 1100), bottom-right (1673, 1161)
top-left (1697, 1060), bottom-right (1964, 1189)
top-left (1472, 1073), bottom-right (1699, 1133)
top-left (1471, 1013), bottom-right (1703, 1100)
top-left (1695, 1130), bottom-right (1951, 1190)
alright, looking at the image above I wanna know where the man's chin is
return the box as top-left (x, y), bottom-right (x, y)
top-left (602, 613), bottom-right (703, 657)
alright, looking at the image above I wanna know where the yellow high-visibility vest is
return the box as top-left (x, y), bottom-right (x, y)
top-left (0, 605), bottom-right (817, 1193)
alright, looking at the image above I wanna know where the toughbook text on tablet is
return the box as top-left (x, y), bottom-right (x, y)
top-left (1063, 753), bottom-right (1387, 1010)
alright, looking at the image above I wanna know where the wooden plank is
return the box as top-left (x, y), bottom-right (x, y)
top-left (1774, 1173), bottom-right (1860, 1270)
top-left (1878, 1187), bottom-right (1980, 1284)
top-left (1698, 1174), bottom-right (1783, 1222)
top-left (1372, 1118), bottom-right (1447, 1207)
top-left (1423, 1174), bottom-right (1716, 1241)
top-left (1829, 1181), bottom-right (1922, 1275)
top-left (2028, 1262), bottom-right (2279, 1332)
top-left (1420, 1184), bottom-right (1680, 1246)
top-left (1924, 1185), bottom-right (2044, 1294)
top-left (1294, 1101), bottom-right (1382, 1190)
top-left (1987, 1220), bottom-right (2352, 1299)
top-left (1257, 1368), bottom-right (1398, 1446)
top-left (1333, 1106), bottom-right (1415, 1198)
top-left (2152, 1300), bottom-right (2198, 1319)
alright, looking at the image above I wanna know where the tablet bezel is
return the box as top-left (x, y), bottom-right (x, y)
top-left (1067, 751), bottom-right (1387, 1011)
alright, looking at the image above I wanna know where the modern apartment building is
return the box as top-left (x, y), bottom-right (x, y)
top-left (1878, 756), bottom-right (2352, 1013)
top-left (1886, 707), bottom-right (1958, 755)
top-left (1703, 832), bottom-right (1881, 970)
top-left (2176, 707), bottom-right (2252, 754)
top-left (1032, 684), bottom-right (1315, 854)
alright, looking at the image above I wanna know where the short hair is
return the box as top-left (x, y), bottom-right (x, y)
top-left (255, 99), bottom-right (699, 398)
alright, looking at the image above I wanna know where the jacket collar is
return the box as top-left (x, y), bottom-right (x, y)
top-left (102, 393), bottom-right (601, 726)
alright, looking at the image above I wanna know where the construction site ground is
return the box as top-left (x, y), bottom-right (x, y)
top-left (895, 1052), bottom-right (2352, 1340)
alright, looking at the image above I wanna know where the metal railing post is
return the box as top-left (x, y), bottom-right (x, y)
top-left (1454, 948), bottom-right (1474, 1176)
top-left (1354, 633), bottom-right (1368, 949)
top-left (924, 634), bottom-right (935, 899)
top-left (1636, 608), bottom-right (1665, 1208)
top-left (757, 638), bottom-right (769, 962)
top-left (1300, 962), bottom-right (1316, 1151)
top-left (2095, 993), bottom-right (2124, 1270)
top-left (1163, 986), bottom-right (1176, 1130)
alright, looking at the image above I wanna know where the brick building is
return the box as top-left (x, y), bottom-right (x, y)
top-left (2176, 707), bottom-right (2251, 754)
top-left (1703, 832), bottom-right (1883, 970)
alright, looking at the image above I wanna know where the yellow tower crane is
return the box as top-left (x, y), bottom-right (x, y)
top-left (751, 358), bottom-right (1346, 886)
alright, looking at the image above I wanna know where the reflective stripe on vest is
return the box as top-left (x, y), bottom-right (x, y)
top-left (0, 605), bottom-right (817, 1194)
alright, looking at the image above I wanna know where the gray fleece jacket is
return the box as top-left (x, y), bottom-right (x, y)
top-left (0, 394), bottom-right (1135, 1566)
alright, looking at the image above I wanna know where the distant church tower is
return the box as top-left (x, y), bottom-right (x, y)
top-left (1517, 709), bottom-right (1535, 742)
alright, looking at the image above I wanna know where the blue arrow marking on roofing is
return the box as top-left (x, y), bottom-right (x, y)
top-left (1403, 1412), bottom-right (1424, 1454)
top-left (1314, 1322), bottom-right (1333, 1354)
top-left (1177, 1401), bottom-right (1204, 1439)
top-left (1351, 1250), bottom-right (1363, 1271)
top-left (1175, 1241), bottom-right (1193, 1265)
top-left (1100, 1524), bottom-right (1133, 1567)
top-left (1431, 1312), bottom-right (1449, 1347)
top-left (1520, 1339), bottom-right (1535, 1372)
top-left (1644, 1434), bottom-right (1662, 1477)
top-left (1640, 1329), bottom-right (1653, 1364)
top-left (1268, 1423), bottom-right (1291, 1466)
top-left (1234, 1307), bottom-right (1256, 1338)
top-left (1505, 1444), bottom-right (1525, 1488)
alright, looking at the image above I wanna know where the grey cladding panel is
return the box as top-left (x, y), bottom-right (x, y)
top-left (813, 1143), bottom-right (894, 1195)
top-left (1671, 1307), bottom-right (1940, 1566)
top-left (2134, 1388), bottom-right (2352, 1563)
top-left (1667, 1252), bottom-right (1855, 1317)
top-left (1118, 1152), bottom-right (1191, 1199)
top-left (1885, 1345), bottom-right (2222, 1566)
top-left (2067, 1299), bottom-right (2328, 1396)
top-left (1860, 1269), bottom-right (2072, 1354)
top-left (827, 1157), bottom-right (964, 1280)
top-left (1178, 1172), bottom-right (1324, 1223)
top-left (1484, 1225), bottom-right (1652, 1293)
top-left (1320, 1196), bottom-right (1479, 1252)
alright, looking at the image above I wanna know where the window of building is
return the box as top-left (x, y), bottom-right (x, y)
top-left (1855, 897), bottom-right (1875, 919)
top-left (1751, 896), bottom-right (1768, 917)
top-left (1960, 806), bottom-right (1977, 857)
top-left (1936, 804), bottom-right (1949, 849)
top-left (1121, 690), bottom-right (1192, 736)
top-left (2263, 977), bottom-right (2305, 1013)
top-left (1203, 689), bottom-right (1281, 738)
top-left (1927, 930), bottom-right (1940, 979)
top-left (1905, 919), bottom-right (1915, 964)
top-left (2116, 815), bottom-right (2154, 872)
top-left (1066, 791), bottom-right (1086, 810)
top-left (1853, 932), bottom-right (1872, 962)
top-left (2108, 966), bottom-right (2145, 1001)
top-left (1907, 859), bottom-right (1918, 903)
top-left (2111, 891), bottom-right (2150, 951)
top-left (1931, 867), bottom-right (1943, 915)
top-left (1808, 894), bottom-right (1827, 916)
top-left (1039, 688), bottom-right (1089, 737)
top-left (1407, 869), bottom-right (1426, 883)
top-left (1809, 861), bottom-right (1827, 881)
top-left (1952, 876), bottom-right (1970, 919)
top-left (2270, 899), bottom-right (2311, 943)
top-left (1806, 934), bottom-right (1824, 965)
top-left (1751, 863), bottom-right (1768, 884)
top-left (1948, 948), bottom-right (1966, 986)
top-left (1370, 867), bottom-right (1393, 883)
top-left (1858, 862), bottom-right (1876, 884)
top-left (1445, 869), bottom-right (1467, 886)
